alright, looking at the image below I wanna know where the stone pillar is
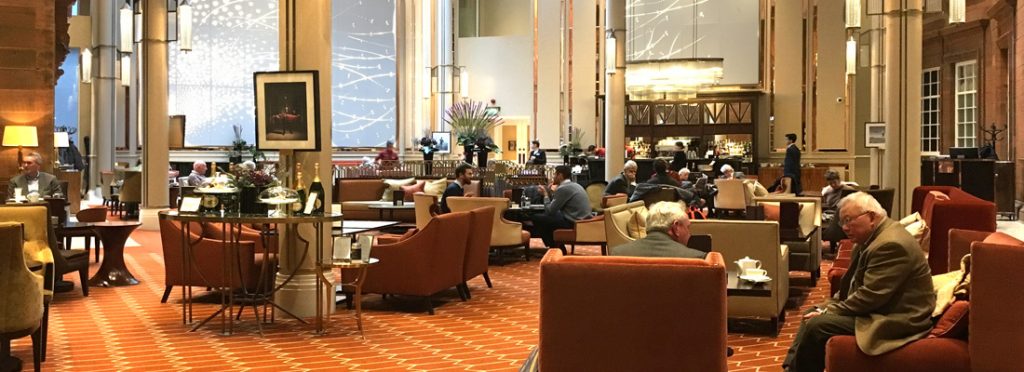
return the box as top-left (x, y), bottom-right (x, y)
top-left (138, 0), bottom-right (170, 230)
top-left (881, 0), bottom-right (923, 216)
top-left (603, 0), bottom-right (625, 178)
top-left (90, 0), bottom-right (117, 191)
top-left (275, 0), bottom-right (333, 318)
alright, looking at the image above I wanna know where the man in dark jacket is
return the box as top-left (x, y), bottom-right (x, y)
top-left (604, 160), bottom-right (637, 197)
top-left (783, 133), bottom-right (802, 195)
top-left (611, 201), bottom-right (705, 258)
top-left (440, 163), bottom-right (475, 213)
top-left (646, 159), bottom-right (681, 187)
top-left (670, 141), bottom-right (688, 172)
top-left (528, 140), bottom-right (546, 165)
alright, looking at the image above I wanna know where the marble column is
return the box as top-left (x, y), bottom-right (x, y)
top-left (138, 0), bottom-right (170, 230)
top-left (881, 0), bottom-right (923, 216)
top-left (90, 0), bottom-right (117, 191)
top-left (275, 0), bottom-right (334, 318)
top-left (603, 0), bottom-right (625, 178)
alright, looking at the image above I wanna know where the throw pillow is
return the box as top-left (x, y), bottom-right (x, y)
top-left (928, 301), bottom-right (969, 339)
top-left (626, 209), bottom-right (648, 239)
top-left (763, 203), bottom-right (780, 221)
top-left (900, 212), bottom-right (931, 253)
top-left (932, 268), bottom-right (964, 317)
top-left (899, 212), bottom-right (921, 226)
top-left (981, 231), bottom-right (1024, 247)
top-left (401, 181), bottom-right (426, 201)
top-left (381, 178), bottom-right (416, 201)
top-left (423, 178), bottom-right (448, 197)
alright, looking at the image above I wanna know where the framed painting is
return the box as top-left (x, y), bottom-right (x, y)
top-left (865, 122), bottom-right (885, 148)
top-left (254, 70), bottom-right (321, 151)
top-left (432, 131), bottom-right (451, 154)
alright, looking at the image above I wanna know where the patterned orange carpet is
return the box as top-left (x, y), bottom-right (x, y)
top-left (8, 228), bottom-right (831, 371)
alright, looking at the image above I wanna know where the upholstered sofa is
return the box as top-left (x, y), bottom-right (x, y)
top-left (753, 196), bottom-right (823, 281)
top-left (911, 186), bottom-right (996, 274)
top-left (538, 250), bottom-right (728, 371)
top-left (690, 220), bottom-right (790, 331)
top-left (825, 233), bottom-right (1024, 371)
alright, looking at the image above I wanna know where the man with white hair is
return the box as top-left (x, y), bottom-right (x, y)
top-left (610, 202), bottom-right (705, 259)
top-left (8, 151), bottom-right (62, 197)
top-left (782, 192), bottom-right (934, 372)
top-left (604, 160), bottom-right (637, 197)
top-left (718, 164), bottom-right (744, 180)
top-left (187, 160), bottom-right (208, 186)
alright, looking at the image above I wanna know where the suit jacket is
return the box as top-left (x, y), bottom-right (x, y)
top-left (529, 149), bottom-right (547, 165)
top-left (439, 182), bottom-right (464, 213)
top-left (604, 173), bottom-right (635, 197)
top-left (783, 144), bottom-right (802, 194)
top-left (671, 151), bottom-right (687, 172)
top-left (646, 173), bottom-right (682, 188)
top-left (546, 181), bottom-right (591, 221)
top-left (611, 231), bottom-right (706, 259)
top-left (8, 172), bottom-right (62, 197)
top-left (827, 218), bottom-right (935, 356)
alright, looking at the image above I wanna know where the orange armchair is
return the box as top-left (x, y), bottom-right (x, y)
top-left (349, 211), bottom-right (471, 314)
top-left (157, 218), bottom-right (265, 304)
top-left (460, 206), bottom-right (495, 299)
top-left (538, 250), bottom-right (728, 371)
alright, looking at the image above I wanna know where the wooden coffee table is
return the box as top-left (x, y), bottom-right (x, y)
top-left (726, 269), bottom-right (771, 297)
top-left (89, 221), bottom-right (143, 287)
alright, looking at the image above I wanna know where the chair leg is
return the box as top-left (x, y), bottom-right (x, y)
top-left (483, 272), bottom-right (493, 288)
top-left (558, 244), bottom-right (567, 256)
top-left (600, 243), bottom-right (607, 256)
top-left (161, 286), bottom-right (172, 303)
top-left (94, 237), bottom-right (101, 263)
top-left (31, 327), bottom-right (42, 372)
top-left (456, 285), bottom-right (468, 301)
top-left (79, 268), bottom-right (89, 297)
top-left (423, 296), bottom-right (435, 315)
top-left (569, 243), bottom-right (575, 255)
top-left (462, 283), bottom-right (472, 299)
top-left (41, 302), bottom-right (48, 362)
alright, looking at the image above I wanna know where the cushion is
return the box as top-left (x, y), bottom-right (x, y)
top-left (401, 181), bottom-right (426, 201)
top-left (553, 229), bottom-right (575, 243)
top-left (932, 269), bottom-right (964, 317)
top-left (381, 178), bottom-right (416, 201)
top-left (763, 203), bottom-right (780, 221)
top-left (899, 212), bottom-right (921, 226)
top-left (612, 210), bottom-right (633, 235)
top-left (981, 231), bottom-right (1024, 247)
top-left (423, 178), bottom-right (448, 197)
top-left (626, 209), bottom-right (648, 239)
top-left (928, 301), bottom-right (969, 339)
top-left (900, 212), bottom-right (931, 253)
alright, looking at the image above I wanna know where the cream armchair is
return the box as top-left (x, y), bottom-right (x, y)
top-left (553, 215), bottom-right (607, 255)
top-left (753, 196), bottom-right (822, 282)
top-left (447, 197), bottom-right (531, 263)
top-left (413, 193), bottom-right (439, 230)
top-left (603, 201), bottom-right (647, 252)
top-left (690, 220), bottom-right (790, 333)
top-left (714, 179), bottom-right (752, 217)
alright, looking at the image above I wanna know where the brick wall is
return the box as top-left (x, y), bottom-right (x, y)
top-left (0, 0), bottom-right (55, 179)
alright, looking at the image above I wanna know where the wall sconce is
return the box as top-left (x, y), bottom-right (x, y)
top-left (605, 34), bottom-right (617, 74)
top-left (119, 1), bottom-right (133, 53)
top-left (121, 54), bottom-right (132, 87)
top-left (123, 0), bottom-right (192, 51)
top-left (427, 64), bottom-right (468, 99)
top-left (846, 37), bottom-right (857, 75)
top-left (81, 48), bottom-right (92, 83)
top-left (948, 0), bottom-right (965, 23)
top-left (178, 0), bottom-right (193, 51)
top-left (845, 0), bottom-right (861, 29)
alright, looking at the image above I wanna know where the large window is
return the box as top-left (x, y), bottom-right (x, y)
top-left (954, 61), bottom-right (977, 148)
top-left (55, 49), bottom-right (80, 132)
top-left (331, 0), bottom-right (396, 147)
top-left (168, 0), bottom-right (279, 146)
top-left (921, 68), bottom-right (939, 153)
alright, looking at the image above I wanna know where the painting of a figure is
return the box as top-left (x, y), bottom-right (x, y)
top-left (265, 83), bottom-right (308, 140)
top-left (254, 70), bottom-right (320, 151)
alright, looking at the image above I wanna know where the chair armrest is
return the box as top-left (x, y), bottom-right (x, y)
top-left (948, 229), bottom-right (992, 270)
top-left (574, 216), bottom-right (605, 242)
top-left (825, 336), bottom-right (969, 372)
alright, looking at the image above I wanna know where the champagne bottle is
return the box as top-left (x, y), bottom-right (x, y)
top-left (294, 163), bottom-right (306, 213)
top-left (309, 162), bottom-right (326, 214)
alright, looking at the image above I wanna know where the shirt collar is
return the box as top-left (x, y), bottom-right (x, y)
top-left (559, 179), bottom-right (571, 186)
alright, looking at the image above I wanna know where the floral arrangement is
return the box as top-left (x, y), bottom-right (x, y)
top-left (559, 127), bottom-right (585, 157)
top-left (444, 100), bottom-right (503, 147)
top-left (415, 130), bottom-right (438, 154)
top-left (229, 161), bottom-right (277, 188)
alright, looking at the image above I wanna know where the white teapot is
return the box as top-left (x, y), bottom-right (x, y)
top-left (735, 256), bottom-right (762, 273)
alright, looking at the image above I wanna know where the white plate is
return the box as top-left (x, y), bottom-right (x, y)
top-left (739, 275), bottom-right (772, 283)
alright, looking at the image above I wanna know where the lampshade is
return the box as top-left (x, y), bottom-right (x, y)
top-left (121, 54), bottom-right (131, 87)
top-left (54, 132), bottom-right (70, 148)
top-left (81, 47), bottom-right (92, 83)
top-left (2, 126), bottom-right (39, 147)
top-left (605, 36), bottom-right (617, 74)
top-left (846, 37), bottom-right (857, 75)
top-left (948, 0), bottom-right (965, 23)
top-left (845, 0), bottom-right (861, 28)
top-left (179, 0), bottom-right (193, 51)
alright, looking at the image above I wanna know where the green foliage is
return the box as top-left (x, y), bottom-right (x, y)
top-left (444, 100), bottom-right (504, 147)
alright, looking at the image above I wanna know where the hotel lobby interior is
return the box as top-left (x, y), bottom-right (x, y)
top-left (2, 0), bottom-right (1024, 371)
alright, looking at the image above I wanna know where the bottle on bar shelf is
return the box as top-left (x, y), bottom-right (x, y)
top-left (309, 162), bottom-right (326, 214)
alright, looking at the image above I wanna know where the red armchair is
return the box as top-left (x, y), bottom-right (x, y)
top-left (460, 207), bottom-right (495, 299)
top-left (157, 218), bottom-right (266, 303)
top-left (349, 211), bottom-right (471, 314)
top-left (538, 250), bottom-right (728, 371)
top-left (826, 233), bottom-right (1024, 371)
top-left (911, 186), bottom-right (996, 273)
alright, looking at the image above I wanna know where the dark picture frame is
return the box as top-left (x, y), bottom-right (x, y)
top-left (432, 131), bottom-right (451, 154)
top-left (254, 70), bottom-right (321, 151)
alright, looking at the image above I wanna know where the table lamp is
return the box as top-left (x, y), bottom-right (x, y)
top-left (54, 131), bottom-right (70, 168)
top-left (2, 125), bottom-right (39, 171)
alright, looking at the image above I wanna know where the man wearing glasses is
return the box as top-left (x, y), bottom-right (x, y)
top-left (783, 192), bottom-right (934, 372)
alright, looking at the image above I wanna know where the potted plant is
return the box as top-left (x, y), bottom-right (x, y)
top-left (559, 127), bottom-right (585, 164)
top-left (444, 100), bottom-right (503, 165)
top-left (474, 136), bottom-right (500, 168)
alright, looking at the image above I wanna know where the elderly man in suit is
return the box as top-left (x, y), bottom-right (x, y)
top-left (783, 192), bottom-right (934, 372)
top-left (8, 151), bottom-right (62, 198)
top-left (611, 201), bottom-right (705, 259)
top-left (532, 165), bottom-right (591, 248)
